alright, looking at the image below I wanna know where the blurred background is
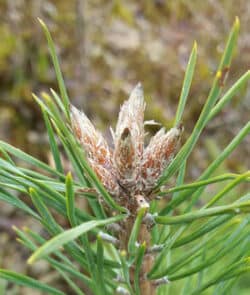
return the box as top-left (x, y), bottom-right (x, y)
top-left (0, 0), bottom-right (249, 294)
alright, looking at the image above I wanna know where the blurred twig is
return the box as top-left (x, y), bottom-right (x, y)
top-left (75, 0), bottom-right (88, 111)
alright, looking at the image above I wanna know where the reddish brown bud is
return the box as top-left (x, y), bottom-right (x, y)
top-left (70, 84), bottom-right (183, 211)
top-left (142, 125), bottom-right (183, 194)
top-left (70, 105), bottom-right (112, 169)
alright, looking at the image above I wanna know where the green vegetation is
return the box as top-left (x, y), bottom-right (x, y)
top-left (0, 16), bottom-right (249, 295)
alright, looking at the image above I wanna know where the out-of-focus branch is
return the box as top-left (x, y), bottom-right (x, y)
top-left (75, 0), bottom-right (88, 111)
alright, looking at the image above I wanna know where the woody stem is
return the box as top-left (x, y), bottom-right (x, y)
top-left (119, 217), bottom-right (156, 295)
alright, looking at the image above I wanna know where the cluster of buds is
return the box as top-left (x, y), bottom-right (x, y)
top-left (71, 84), bottom-right (183, 213)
